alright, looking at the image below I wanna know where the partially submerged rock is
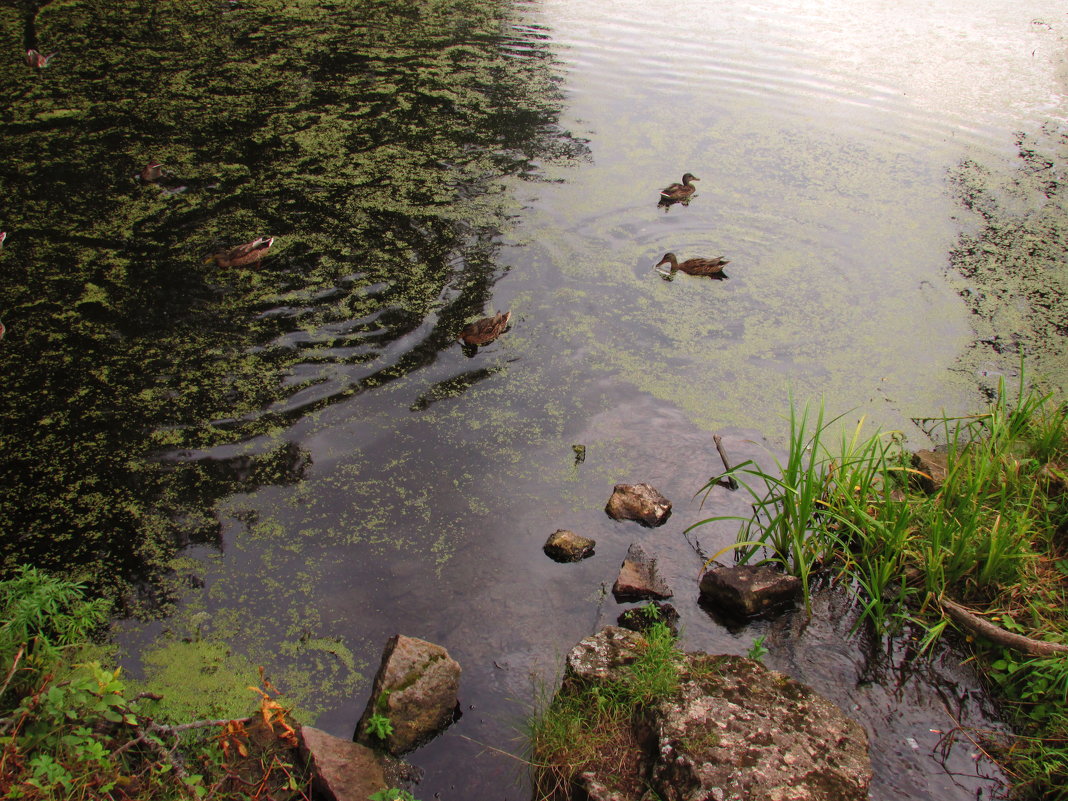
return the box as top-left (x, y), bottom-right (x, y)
top-left (299, 725), bottom-right (388, 801)
top-left (613, 542), bottom-right (673, 601)
top-left (544, 529), bottom-right (596, 562)
top-left (911, 449), bottom-right (948, 494)
top-left (617, 601), bottom-right (680, 636)
top-left (354, 635), bottom-right (461, 755)
top-left (540, 628), bottom-right (873, 801)
top-left (698, 563), bottom-right (801, 618)
top-left (605, 483), bottom-right (672, 527)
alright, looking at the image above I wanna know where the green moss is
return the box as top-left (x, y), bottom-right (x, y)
top-left (134, 639), bottom-right (269, 723)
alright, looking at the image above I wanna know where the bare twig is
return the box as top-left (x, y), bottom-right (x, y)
top-left (112, 715), bottom-right (252, 776)
top-left (713, 434), bottom-right (739, 490)
top-left (0, 646), bottom-right (25, 699)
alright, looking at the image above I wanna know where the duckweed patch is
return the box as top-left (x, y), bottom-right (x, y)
top-left (0, 0), bottom-right (585, 609)
top-left (949, 124), bottom-right (1068, 393)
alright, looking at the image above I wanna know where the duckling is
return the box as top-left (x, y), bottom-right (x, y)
top-left (659, 173), bottom-right (699, 201)
top-left (25, 49), bottom-right (57, 69)
top-left (655, 252), bottom-right (729, 278)
top-left (459, 310), bottom-right (511, 347)
top-left (212, 237), bottom-right (274, 267)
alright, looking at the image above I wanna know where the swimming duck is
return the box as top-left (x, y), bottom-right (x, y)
top-left (140, 160), bottom-right (165, 182)
top-left (459, 310), bottom-right (511, 346)
top-left (655, 252), bottom-right (729, 278)
top-left (659, 173), bottom-right (699, 201)
top-left (25, 49), bottom-right (57, 68)
top-left (213, 237), bottom-right (274, 267)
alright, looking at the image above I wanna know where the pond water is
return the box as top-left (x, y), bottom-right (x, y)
top-left (2, 0), bottom-right (1067, 798)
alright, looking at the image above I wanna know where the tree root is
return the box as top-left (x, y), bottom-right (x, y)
top-left (940, 598), bottom-right (1068, 657)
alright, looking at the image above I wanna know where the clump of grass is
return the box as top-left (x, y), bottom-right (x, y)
top-left (528, 623), bottom-right (680, 800)
top-left (690, 371), bottom-right (1068, 800)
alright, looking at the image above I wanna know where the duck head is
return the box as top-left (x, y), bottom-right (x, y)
top-left (25, 50), bottom-right (57, 68)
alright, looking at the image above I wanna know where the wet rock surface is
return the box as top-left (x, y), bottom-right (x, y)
top-left (565, 625), bottom-right (645, 684)
top-left (354, 635), bottom-right (461, 755)
top-left (651, 654), bottom-right (873, 801)
top-left (544, 528), bottom-right (596, 562)
top-left (605, 482), bottom-right (673, 527)
top-left (299, 725), bottom-right (388, 801)
top-left (548, 628), bottom-right (873, 801)
top-left (698, 563), bottom-right (802, 618)
top-left (613, 542), bottom-right (673, 601)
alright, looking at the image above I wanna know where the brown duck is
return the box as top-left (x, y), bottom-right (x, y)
top-left (659, 172), bottom-right (699, 201)
top-left (459, 310), bottom-right (511, 346)
top-left (655, 252), bottom-right (729, 277)
top-left (140, 160), bottom-right (165, 182)
top-left (213, 237), bottom-right (274, 267)
top-left (25, 49), bottom-right (57, 69)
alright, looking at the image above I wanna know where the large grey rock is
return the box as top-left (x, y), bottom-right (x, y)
top-left (613, 542), bottom-right (673, 601)
top-left (354, 635), bottom-right (461, 755)
top-left (651, 655), bottom-right (872, 801)
top-left (299, 725), bottom-right (387, 801)
top-left (605, 483), bottom-right (672, 527)
top-left (544, 529), bottom-right (596, 562)
top-left (540, 631), bottom-right (873, 801)
top-left (699, 564), bottom-right (801, 618)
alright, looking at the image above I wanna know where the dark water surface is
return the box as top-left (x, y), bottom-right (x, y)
top-left (2, 0), bottom-right (1067, 798)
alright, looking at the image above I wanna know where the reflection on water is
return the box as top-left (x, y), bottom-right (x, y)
top-left (2, 0), bottom-right (1066, 799)
top-left (0, 0), bottom-right (584, 605)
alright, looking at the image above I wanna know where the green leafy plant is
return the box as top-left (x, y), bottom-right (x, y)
top-left (369, 789), bottom-right (420, 801)
top-left (366, 712), bottom-right (394, 741)
top-left (0, 565), bottom-right (109, 696)
top-left (746, 635), bottom-right (769, 663)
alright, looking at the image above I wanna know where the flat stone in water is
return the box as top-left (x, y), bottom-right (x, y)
top-left (547, 628), bottom-right (873, 801)
top-left (605, 483), bottom-right (672, 527)
top-left (698, 563), bottom-right (801, 618)
top-left (613, 542), bottom-right (673, 601)
top-left (652, 654), bottom-right (873, 801)
top-left (544, 528), bottom-right (596, 562)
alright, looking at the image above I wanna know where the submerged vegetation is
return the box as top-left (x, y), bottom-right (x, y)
top-left (691, 374), bottom-right (1068, 799)
top-left (949, 124), bottom-right (1068, 393)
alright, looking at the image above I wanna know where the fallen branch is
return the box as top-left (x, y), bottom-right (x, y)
top-left (112, 715), bottom-right (253, 778)
top-left (713, 434), bottom-right (739, 490)
top-left (941, 598), bottom-right (1068, 657)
